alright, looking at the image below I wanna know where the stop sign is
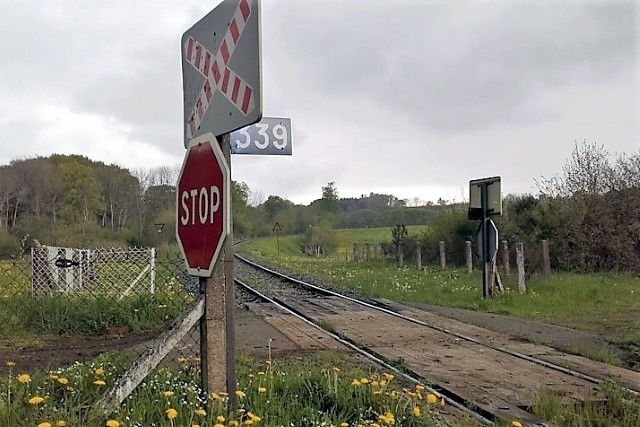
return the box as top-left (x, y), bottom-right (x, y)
top-left (176, 132), bottom-right (231, 277)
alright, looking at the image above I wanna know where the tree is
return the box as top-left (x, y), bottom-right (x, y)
top-left (231, 181), bottom-right (251, 237)
top-left (94, 163), bottom-right (140, 231)
top-left (537, 140), bottom-right (612, 197)
top-left (56, 159), bottom-right (103, 227)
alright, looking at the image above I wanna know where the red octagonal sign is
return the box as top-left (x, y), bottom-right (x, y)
top-left (176, 132), bottom-right (230, 277)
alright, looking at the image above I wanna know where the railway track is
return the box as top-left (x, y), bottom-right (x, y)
top-left (234, 253), bottom-right (640, 426)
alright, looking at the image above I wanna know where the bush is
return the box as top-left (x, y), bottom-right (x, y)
top-left (420, 206), bottom-right (476, 266)
top-left (0, 230), bottom-right (19, 259)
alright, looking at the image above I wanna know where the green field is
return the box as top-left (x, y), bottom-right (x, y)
top-left (239, 228), bottom-right (640, 357)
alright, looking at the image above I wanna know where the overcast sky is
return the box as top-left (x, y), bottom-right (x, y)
top-left (0, 0), bottom-right (637, 205)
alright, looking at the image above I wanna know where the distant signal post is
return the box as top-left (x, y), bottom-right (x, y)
top-left (468, 176), bottom-right (502, 298)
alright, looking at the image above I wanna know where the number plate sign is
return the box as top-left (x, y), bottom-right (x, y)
top-left (230, 117), bottom-right (292, 155)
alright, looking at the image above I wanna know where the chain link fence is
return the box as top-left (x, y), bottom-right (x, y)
top-left (0, 245), bottom-right (201, 375)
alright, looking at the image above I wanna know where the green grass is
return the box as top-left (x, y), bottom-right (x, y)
top-left (333, 226), bottom-right (426, 246)
top-left (238, 233), bottom-right (640, 343)
top-left (531, 381), bottom-right (640, 426)
top-left (0, 351), bottom-right (459, 426)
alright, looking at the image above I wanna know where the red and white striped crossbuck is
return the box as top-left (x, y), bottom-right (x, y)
top-left (184, 0), bottom-right (255, 138)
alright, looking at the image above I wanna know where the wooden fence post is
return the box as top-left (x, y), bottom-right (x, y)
top-left (516, 243), bottom-right (526, 292)
top-left (541, 239), bottom-right (551, 279)
top-left (465, 240), bottom-right (473, 273)
top-left (416, 245), bottom-right (422, 271)
top-left (398, 243), bottom-right (404, 268)
top-left (501, 240), bottom-right (510, 276)
top-left (439, 241), bottom-right (446, 271)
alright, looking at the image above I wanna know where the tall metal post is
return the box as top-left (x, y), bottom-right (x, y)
top-left (481, 184), bottom-right (490, 298)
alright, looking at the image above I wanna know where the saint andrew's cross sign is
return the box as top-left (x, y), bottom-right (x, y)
top-left (181, 0), bottom-right (262, 146)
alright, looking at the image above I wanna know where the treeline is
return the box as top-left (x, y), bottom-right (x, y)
top-left (0, 156), bottom-right (440, 257)
top-left (402, 142), bottom-right (640, 275)
top-left (0, 154), bottom-right (182, 254)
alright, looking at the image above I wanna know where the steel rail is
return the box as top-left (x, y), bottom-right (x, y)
top-left (234, 277), bottom-right (495, 425)
top-left (234, 253), bottom-right (640, 396)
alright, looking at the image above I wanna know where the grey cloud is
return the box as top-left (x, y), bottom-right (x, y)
top-left (267, 0), bottom-right (635, 133)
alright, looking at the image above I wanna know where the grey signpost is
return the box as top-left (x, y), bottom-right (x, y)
top-left (180, 0), bottom-right (262, 408)
top-left (468, 177), bottom-right (502, 298)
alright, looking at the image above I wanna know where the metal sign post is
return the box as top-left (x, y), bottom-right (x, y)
top-left (469, 176), bottom-right (502, 298)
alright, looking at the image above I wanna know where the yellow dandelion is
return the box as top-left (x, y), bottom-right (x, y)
top-left (351, 379), bottom-right (361, 386)
top-left (388, 390), bottom-right (398, 398)
top-left (94, 380), bottom-right (106, 386)
top-left (177, 356), bottom-right (188, 363)
top-left (426, 393), bottom-right (438, 404)
top-left (6, 361), bottom-right (16, 368)
top-left (440, 397), bottom-right (446, 407)
top-left (360, 377), bottom-right (369, 384)
top-left (194, 408), bottom-right (206, 417)
top-left (106, 420), bottom-right (121, 427)
top-left (413, 406), bottom-right (421, 417)
top-left (49, 374), bottom-right (59, 380)
top-left (372, 424), bottom-right (381, 427)
top-left (244, 420), bottom-right (253, 425)
top-left (57, 377), bottom-right (69, 385)
top-left (162, 391), bottom-right (174, 398)
top-left (383, 373), bottom-right (394, 381)
top-left (379, 380), bottom-right (387, 387)
top-left (214, 424), bottom-right (224, 427)
top-left (194, 425), bottom-right (202, 427)
top-left (235, 390), bottom-right (246, 398)
top-left (332, 367), bottom-right (341, 372)
top-left (17, 373), bottom-right (31, 383)
top-left (219, 391), bottom-right (228, 396)
top-left (247, 412), bottom-right (261, 421)
top-left (378, 411), bottom-right (395, 424)
top-left (248, 373), bottom-right (255, 378)
top-left (216, 415), bottom-right (225, 422)
top-left (257, 371), bottom-right (265, 375)
top-left (258, 387), bottom-right (267, 393)
top-left (95, 367), bottom-right (105, 376)
top-left (371, 380), bottom-right (379, 387)
top-left (166, 408), bottom-right (178, 420)
top-left (230, 421), bottom-right (240, 427)
top-left (28, 395), bottom-right (45, 405)
top-left (37, 423), bottom-right (52, 427)
top-left (416, 384), bottom-right (425, 392)
top-left (512, 422), bottom-right (522, 427)
top-left (56, 421), bottom-right (67, 427)
top-left (340, 423), bottom-right (349, 427)
top-left (211, 392), bottom-right (220, 400)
